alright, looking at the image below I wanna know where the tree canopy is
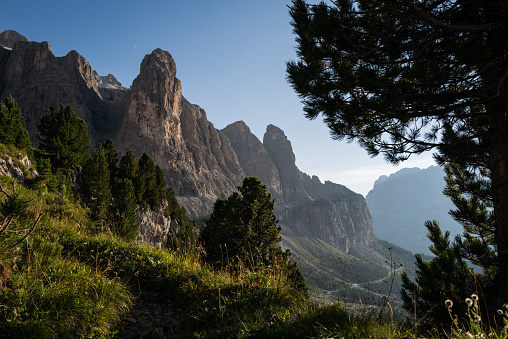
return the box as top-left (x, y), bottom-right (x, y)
top-left (37, 105), bottom-right (91, 172)
top-left (287, 0), bottom-right (508, 301)
top-left (0, 95), bottom-right (32, 157)
top-left (200, 177), bottom-right (281, 268)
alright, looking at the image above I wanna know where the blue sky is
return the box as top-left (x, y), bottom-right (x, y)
top-left (3, 0), bottom-right (435, 195)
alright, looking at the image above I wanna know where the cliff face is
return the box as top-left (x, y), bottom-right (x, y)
top-left (0, 30), bottom-right (373, 252)
top-left (223, 122), bottom-right (373, 252)
top-left (366, 166), bottom-right (462, 254)
top-left (0, 33), bottom-right (245, 220)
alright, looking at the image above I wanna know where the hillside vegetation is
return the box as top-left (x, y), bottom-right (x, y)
top-left (0, 146), bottom-right (405, 338)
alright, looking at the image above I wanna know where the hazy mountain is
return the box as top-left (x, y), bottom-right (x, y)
top-left (366, 166), bottom-right (463, 255)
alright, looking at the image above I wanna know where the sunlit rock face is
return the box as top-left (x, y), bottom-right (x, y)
top-left (0, 29), bottom-right (373, 251)
top-left (0, 34), bottom-right (245, 221)
top-left (223, 122), bottom-right (373, 252)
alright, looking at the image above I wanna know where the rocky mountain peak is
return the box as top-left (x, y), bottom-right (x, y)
top-left (132, 48), bottom-right (177, 91)
top-left (0, 30), bottom-right (28, 49)
top-left (264, 124), bottom-right (296, 164)
top-left (222, 121), bottom-right (283, 202)
top-left (0, 31), bottom-right (374, 253)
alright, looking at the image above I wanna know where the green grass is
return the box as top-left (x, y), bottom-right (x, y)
top-left (0, 176), bottom-right (403, 338)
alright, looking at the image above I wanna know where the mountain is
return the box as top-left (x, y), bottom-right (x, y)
top-left (0, 31), bottom-right (245, 220)
top-left (0, 30), bottom-right (417, 299)
top-left (223, 121), bottom-right (373, 253)
top-left (366, 166), bottom-right (463, 255)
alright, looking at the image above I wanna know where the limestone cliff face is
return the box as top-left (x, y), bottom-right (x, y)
top-left (0, 39), bottom-right (107, 143)
top-left (0, 33), bottom-right (244, 220)
top-left (222, 121), bottom-right (283, 210)
top-left (223, 122), bottom-right (373, 252)
top-left (113, 48), bottom-right (245, 219)
top-left (0, 30), bottom-right (373, 251)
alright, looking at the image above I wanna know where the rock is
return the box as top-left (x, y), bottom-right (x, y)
top-left (137, 201), bottom-right (179, 248)
top-left (0, 29), bottom-right (374, 254)
top-left (113, 48), bottom-right (245, 220)
top-left (0, 154), bottom-right (36, 183)
top-left (223, 122), bottom-right (373, 253)
top-left (0, 30), bottom-right (28, 49)
top-left (366, 166), bottom-right (462, 255)
top-left (117, 288), bottom-right (181, 339)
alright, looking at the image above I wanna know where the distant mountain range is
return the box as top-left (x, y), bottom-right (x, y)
top-left (366, 166), bottom-right (463, 255)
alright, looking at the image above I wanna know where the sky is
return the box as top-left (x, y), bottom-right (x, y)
top-left (3, 0), bottom-right (436, 196)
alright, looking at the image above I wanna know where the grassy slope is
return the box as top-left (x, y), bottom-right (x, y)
top-left (0, 145), bottom-right (424, 338)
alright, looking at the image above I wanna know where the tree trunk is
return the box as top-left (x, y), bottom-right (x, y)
top-left (487, 89), bottom-right (508, 302)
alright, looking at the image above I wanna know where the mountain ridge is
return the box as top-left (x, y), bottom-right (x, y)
top-left (1, 31), bottom-right (410, 296)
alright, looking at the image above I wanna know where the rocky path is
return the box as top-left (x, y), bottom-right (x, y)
top-left (117, 287), bottom-right (182, 339)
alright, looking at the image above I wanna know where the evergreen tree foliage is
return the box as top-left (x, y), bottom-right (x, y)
top-left (400, 221), bottom-right (476, 328)
top-left (200, 177), bottom-right (306, 293)
top-left (154, 165), bottom-right (166, 206)
top-left (110, 178), bottom-right (138, 240)
top-left (201, 177), bottom-right (281, 268)
top-left (137, 153), bottom-right (157, 207)
top-left (0, 95), bottom-right (32, 157)
top-left (287, 0), bottom-right (508, 300)
top-left (165, 187), bottom-right (198, 254)
top-left (401, 162), bottom-right (497, 326)
top-left (37, 105), bottom-right (90, 172)
top-left (118, 151), bottom-right (144, 205)
top-left (118, 151), bottom-right (139, 181)
top-left (101, 139), bottom-right (118, 178)
top-left (81, 145), bottom-right (111, 221)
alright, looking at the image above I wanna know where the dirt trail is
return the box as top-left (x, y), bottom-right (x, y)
top-left (117, 287), bottom-right (182, 339)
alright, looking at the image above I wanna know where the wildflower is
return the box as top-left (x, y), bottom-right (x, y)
top-left (445, 299), bottom-right (453, 308)
top-left (466, 298), bottom-right (473, 307)
top-left (474, 314), bottom-right (481, 322)
top-left (471, 294), bottom-right (479, 301)
top-left (498, 309), bottom-right (504, 315)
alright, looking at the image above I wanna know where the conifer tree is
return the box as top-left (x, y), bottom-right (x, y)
top-left (37, 105), bottom-right (90, 172)
top-left (118, 151), bottom-right (143, 203)
top-left (165, 187), bottom-right (198, 254)
top-left (110, 178), bottom-right (138, 240)
top-left (137, 153), bottom-right (157, 207)
top-left (401, 161), bottom-right (497, 325)
top-left (154, 165), bottom-right (166, 205)
top-left (81, 145), bottom-right (111, 220)
top-left (287, 0), bottom-right (508, 300)
top-left (200, 177), bottom-right (281, 268)
top-left (0, 95), bottom-right (32, 157)
top-left (101, 139), bottom-right (118, 178)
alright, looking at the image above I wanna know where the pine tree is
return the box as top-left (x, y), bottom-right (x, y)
top-left (287, 0), bottom-right (508, 300)
top-left (101, 139), bottom-right (118, 178)
top-left (154, 165), bottom-right (166, 206)
top-left (110, 178), bottom-right (138, 240)
top-left (37, 105), bottom-right (90, 172)
top-left (200, 177), bottom-right (281, 268)
top-left (118, 151), bottom-right (143, 204)
top-left (137, 153), bottom-right (157, 207)
top-left (401, 161), bottom-right (497, 326)
top-left (165, 187), bottom-right (198, 254)
top-left (81, 145), bottom-right (111, 221)
top-left (0, 95), bottom-right (32, 157)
